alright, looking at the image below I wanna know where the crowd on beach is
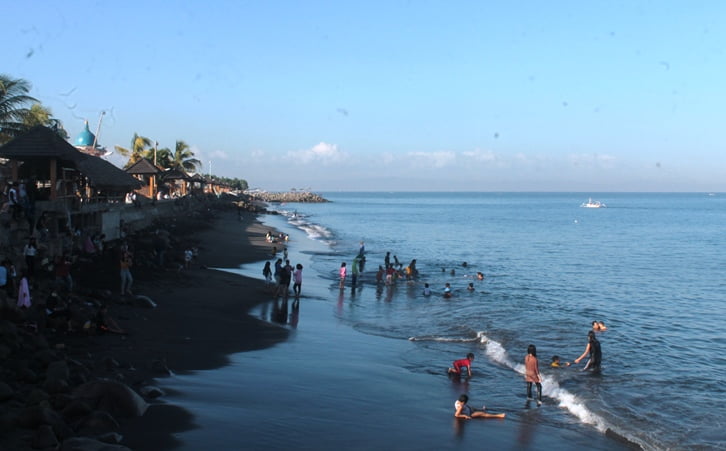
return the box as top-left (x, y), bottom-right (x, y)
top-left (324, 243), bottom-right (608, 421)
top-left (0, 189), bottom-right (237, 449)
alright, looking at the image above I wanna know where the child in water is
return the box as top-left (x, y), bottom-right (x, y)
top-left (448, 353), bottom-right (475, 377)
top-left (550, 355), bottom-right (570, 368)
top-left (454, 394), bottom-right (505, 419)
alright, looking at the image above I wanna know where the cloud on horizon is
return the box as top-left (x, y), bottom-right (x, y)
top-left (287, 142), bottom-right (345, 165)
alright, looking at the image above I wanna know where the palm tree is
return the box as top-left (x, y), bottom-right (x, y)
top-left (23, 103), bottom-right (69, 139)
top-left (0, 74), bottom-right (37, 144)
top-left (152, 147), bottom-right (173, 169)
top-left (170, 140), bottom-right (201, 173)
top-left (115, 133), bottom-right (153, 168)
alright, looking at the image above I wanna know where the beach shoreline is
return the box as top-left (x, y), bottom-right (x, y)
top-left (0, 205), bottom-right (289, 450)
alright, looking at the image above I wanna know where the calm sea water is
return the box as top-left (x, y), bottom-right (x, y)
top-left (268, 192), bottom-right (725, 450)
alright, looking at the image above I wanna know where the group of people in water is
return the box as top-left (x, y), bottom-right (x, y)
top-left (447, 323), bottom-right (605, 420)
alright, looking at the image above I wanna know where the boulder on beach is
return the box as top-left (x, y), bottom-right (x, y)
top-left (73, 380), bottom-right (148, 418)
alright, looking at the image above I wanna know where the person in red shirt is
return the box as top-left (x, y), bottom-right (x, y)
top-left (448, 353), bottom-right (475, 377)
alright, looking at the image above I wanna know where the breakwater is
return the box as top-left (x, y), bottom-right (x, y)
top-left (247, 191), bottom-right (329, 203)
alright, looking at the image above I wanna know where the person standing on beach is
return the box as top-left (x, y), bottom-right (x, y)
top-left (525, 344), bottom-right (543, 405)
top-left (23, 237), bottom-right (37, 277)
top-left (274, 258), bottom-right (283, 287)
top-left (454, 394), bottom-right (505, 419)
top-left (293, 264), bottom-right (303, 297)
top-left (384, 252), bottom-right (391, 269)
top-left (574, 331), bottom-right (602, 371)
top-left (120, 249), bottom-right (133, 296)
top-left (262, 261), bottom-right (273, 285)
top-left (351, 257), bottom-right (360, 287)
top-left (339, 262), bottom-right (347, 288)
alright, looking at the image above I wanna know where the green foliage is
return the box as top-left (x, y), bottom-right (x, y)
top-left (208, 175), bottom-right (248, 191)
top-left (0, 75), bottom-right (67, 143)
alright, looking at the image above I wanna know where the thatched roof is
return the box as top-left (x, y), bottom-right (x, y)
top-left (125, 158), bottom-right (162, 175)
top-left (0, 126), bottom-right (141, 191)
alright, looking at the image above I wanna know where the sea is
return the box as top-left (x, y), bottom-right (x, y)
top-left (163, 192), bottom-right (725, 451)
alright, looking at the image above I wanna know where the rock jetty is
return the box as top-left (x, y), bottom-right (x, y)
top-left (247, 191), bottom-right (329, 203)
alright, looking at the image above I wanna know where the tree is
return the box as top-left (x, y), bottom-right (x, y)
top-left (23, 103), bottom-right (69, 139)
top-left (0, 74), bottom-right (37, 144)
top-left (170, 140), bottom-right (201, 173)
top-left (115, 134), bottom-right (153, 168)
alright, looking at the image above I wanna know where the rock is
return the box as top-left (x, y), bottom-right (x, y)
top-left (133, 295), bottom-right (157, 308)
top-left (74, 380), bottom-right (148, 418)
top-left (26, 388), bottom-right (50, 404)
top-left (61, 399), bottom-right (93, 422)
top-left (33, 349), bottom-right (58, 367)
top-left (31, 424), bottom-right (59, 449)
top-left (150, 359), bottom-right (171, 376)
top-left (15, 405), bottom-right (63, 428)
top-left (138, 385), bottom-right (164, 399)
top-left (77, 410), bottom-right (120, 435)
top-left (96, 432), bottom-right (124, 444)
top-left (18, 367), bottom-right (38, 383)
top-left (0, 380), bottom-right (14, 401)
top-left (47, 360), bottom-right (71, 381)
top-left (60, 437), bottom-right (132, 451)
top-left (43, 377), bottom-right (70, 394)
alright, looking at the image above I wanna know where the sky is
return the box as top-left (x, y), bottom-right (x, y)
top-left (2, 1), bottom-right (725, 192)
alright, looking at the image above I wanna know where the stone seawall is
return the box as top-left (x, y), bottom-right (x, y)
top-left (248, 191), bottom-right (329, 203)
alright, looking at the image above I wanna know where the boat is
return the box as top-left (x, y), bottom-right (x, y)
top-left (580, 198), bottom-right (606, 208)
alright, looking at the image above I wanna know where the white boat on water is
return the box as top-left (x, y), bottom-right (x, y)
top-left (581, 198), bottom-right (606, 208)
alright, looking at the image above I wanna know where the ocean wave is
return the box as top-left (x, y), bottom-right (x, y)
top-left (481, 335), bottom-right (616, 435)
top-left (277, 209), bottom-right (336, 244)
top-left (408, 331), bottom-right (487, 343)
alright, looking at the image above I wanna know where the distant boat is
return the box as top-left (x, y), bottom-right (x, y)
top-left (581, 198), bottom-right (606, 208)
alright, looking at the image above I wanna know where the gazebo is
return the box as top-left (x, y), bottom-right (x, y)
top-left (0, 126), bottom-right (141, 202)
top-left (125, 158), bottom-right (162, 199)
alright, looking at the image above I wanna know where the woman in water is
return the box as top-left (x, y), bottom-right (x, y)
top-left (574, 330), bottom-right (602, 371)
top-left (525, 344), bottom-right (543, 405)
top-left (454, 394), bottom-right (505, 419)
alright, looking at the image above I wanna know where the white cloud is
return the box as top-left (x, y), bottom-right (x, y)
top-left (210, 150), bottom-right (229, 160)
top-left (461, 149), bottom-right (498, 163)
top-left (287, 142), bottom-right (344, 165)
top-left (407, 151), bottom-right (456, 168)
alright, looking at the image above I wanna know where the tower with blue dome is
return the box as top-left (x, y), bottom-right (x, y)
top-left (74, 117), bottom-right (111, 157)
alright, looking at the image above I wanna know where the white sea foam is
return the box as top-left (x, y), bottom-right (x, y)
top-left (481, 335), bottom-right (608, 433)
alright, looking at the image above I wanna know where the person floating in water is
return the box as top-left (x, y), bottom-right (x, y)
top-left (448, 353), bottom-right (475, 377)
top-left (574, 330), bottom-right (602, 371)
top-left (476, 272), bottom-right (485, 280)
top-left (550, 355), bottom-right (570, 368)
top-left (467, 282), bottom-right (475, 291)
top-left (525, 344), bottom-right (543, 405)
top-left (454, 394), bottom-right (505, 419)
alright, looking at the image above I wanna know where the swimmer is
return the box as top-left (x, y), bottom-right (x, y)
top-left (597, 321), bottom-right (608, 331)
top-left (467, 282), bottom-right (475, 291)
top-left (574, 331), bottom-right (602, 371)
top-left (448, 353), bottom-right (474, 377)
top-left (443, 283), bottom-right (452, 298)
top-left (476, 272), bottom-right (484, 280)
top-left (422, 283), bottom-right (432, 296)
top-left (454, 394), bottom-right (505, 419)
top-left (550, 355), bottom-right (570, 368)
top-left (592, 321), bottom-right (608, 331)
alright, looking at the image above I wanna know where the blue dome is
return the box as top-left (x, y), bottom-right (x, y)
top-left (74, 121), bottom-right (96, 147)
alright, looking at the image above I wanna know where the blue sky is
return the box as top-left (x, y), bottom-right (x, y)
top-left (3, 1), bottom-right (725, 191)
